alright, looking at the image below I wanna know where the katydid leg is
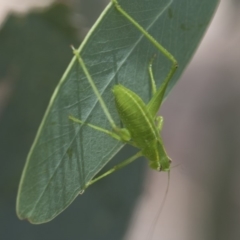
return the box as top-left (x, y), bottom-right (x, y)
top-left (85, 151), bottom-right (143, 188)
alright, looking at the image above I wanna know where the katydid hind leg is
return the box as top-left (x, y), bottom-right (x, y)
top-left (111, 0), bottom-right (178, 117)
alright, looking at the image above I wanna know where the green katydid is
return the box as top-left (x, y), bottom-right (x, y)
top-left (69, 0), bottom-right (178, 190)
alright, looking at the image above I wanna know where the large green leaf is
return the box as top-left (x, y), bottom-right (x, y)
top-left (17, 0), bottom-right (219, 223)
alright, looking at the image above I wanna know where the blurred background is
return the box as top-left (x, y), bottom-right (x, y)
top-left (0, 0), bottom-right (240, 240)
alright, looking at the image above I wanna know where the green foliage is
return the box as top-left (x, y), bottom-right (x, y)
top-left (17, 0), bottom-right (219, 224)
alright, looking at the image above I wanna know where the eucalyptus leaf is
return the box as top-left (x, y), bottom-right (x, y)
top-left (17, 0), bottom-right (219, 224)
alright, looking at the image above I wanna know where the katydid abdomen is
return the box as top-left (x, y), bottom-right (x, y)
top-left (113, 84), bottom-right (171, 171)
top-left (113, 84), bottom-right (159, 144)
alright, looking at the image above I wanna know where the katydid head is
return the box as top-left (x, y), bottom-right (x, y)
top-left (147, 140), bottom-right (172, 172)
top-left (149, 156), bottom-right (171, 172)
top-left (159, 156), bottom-right (172, 172)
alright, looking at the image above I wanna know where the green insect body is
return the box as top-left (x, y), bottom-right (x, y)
top-left (113, 84), bottom-right (171, 171)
